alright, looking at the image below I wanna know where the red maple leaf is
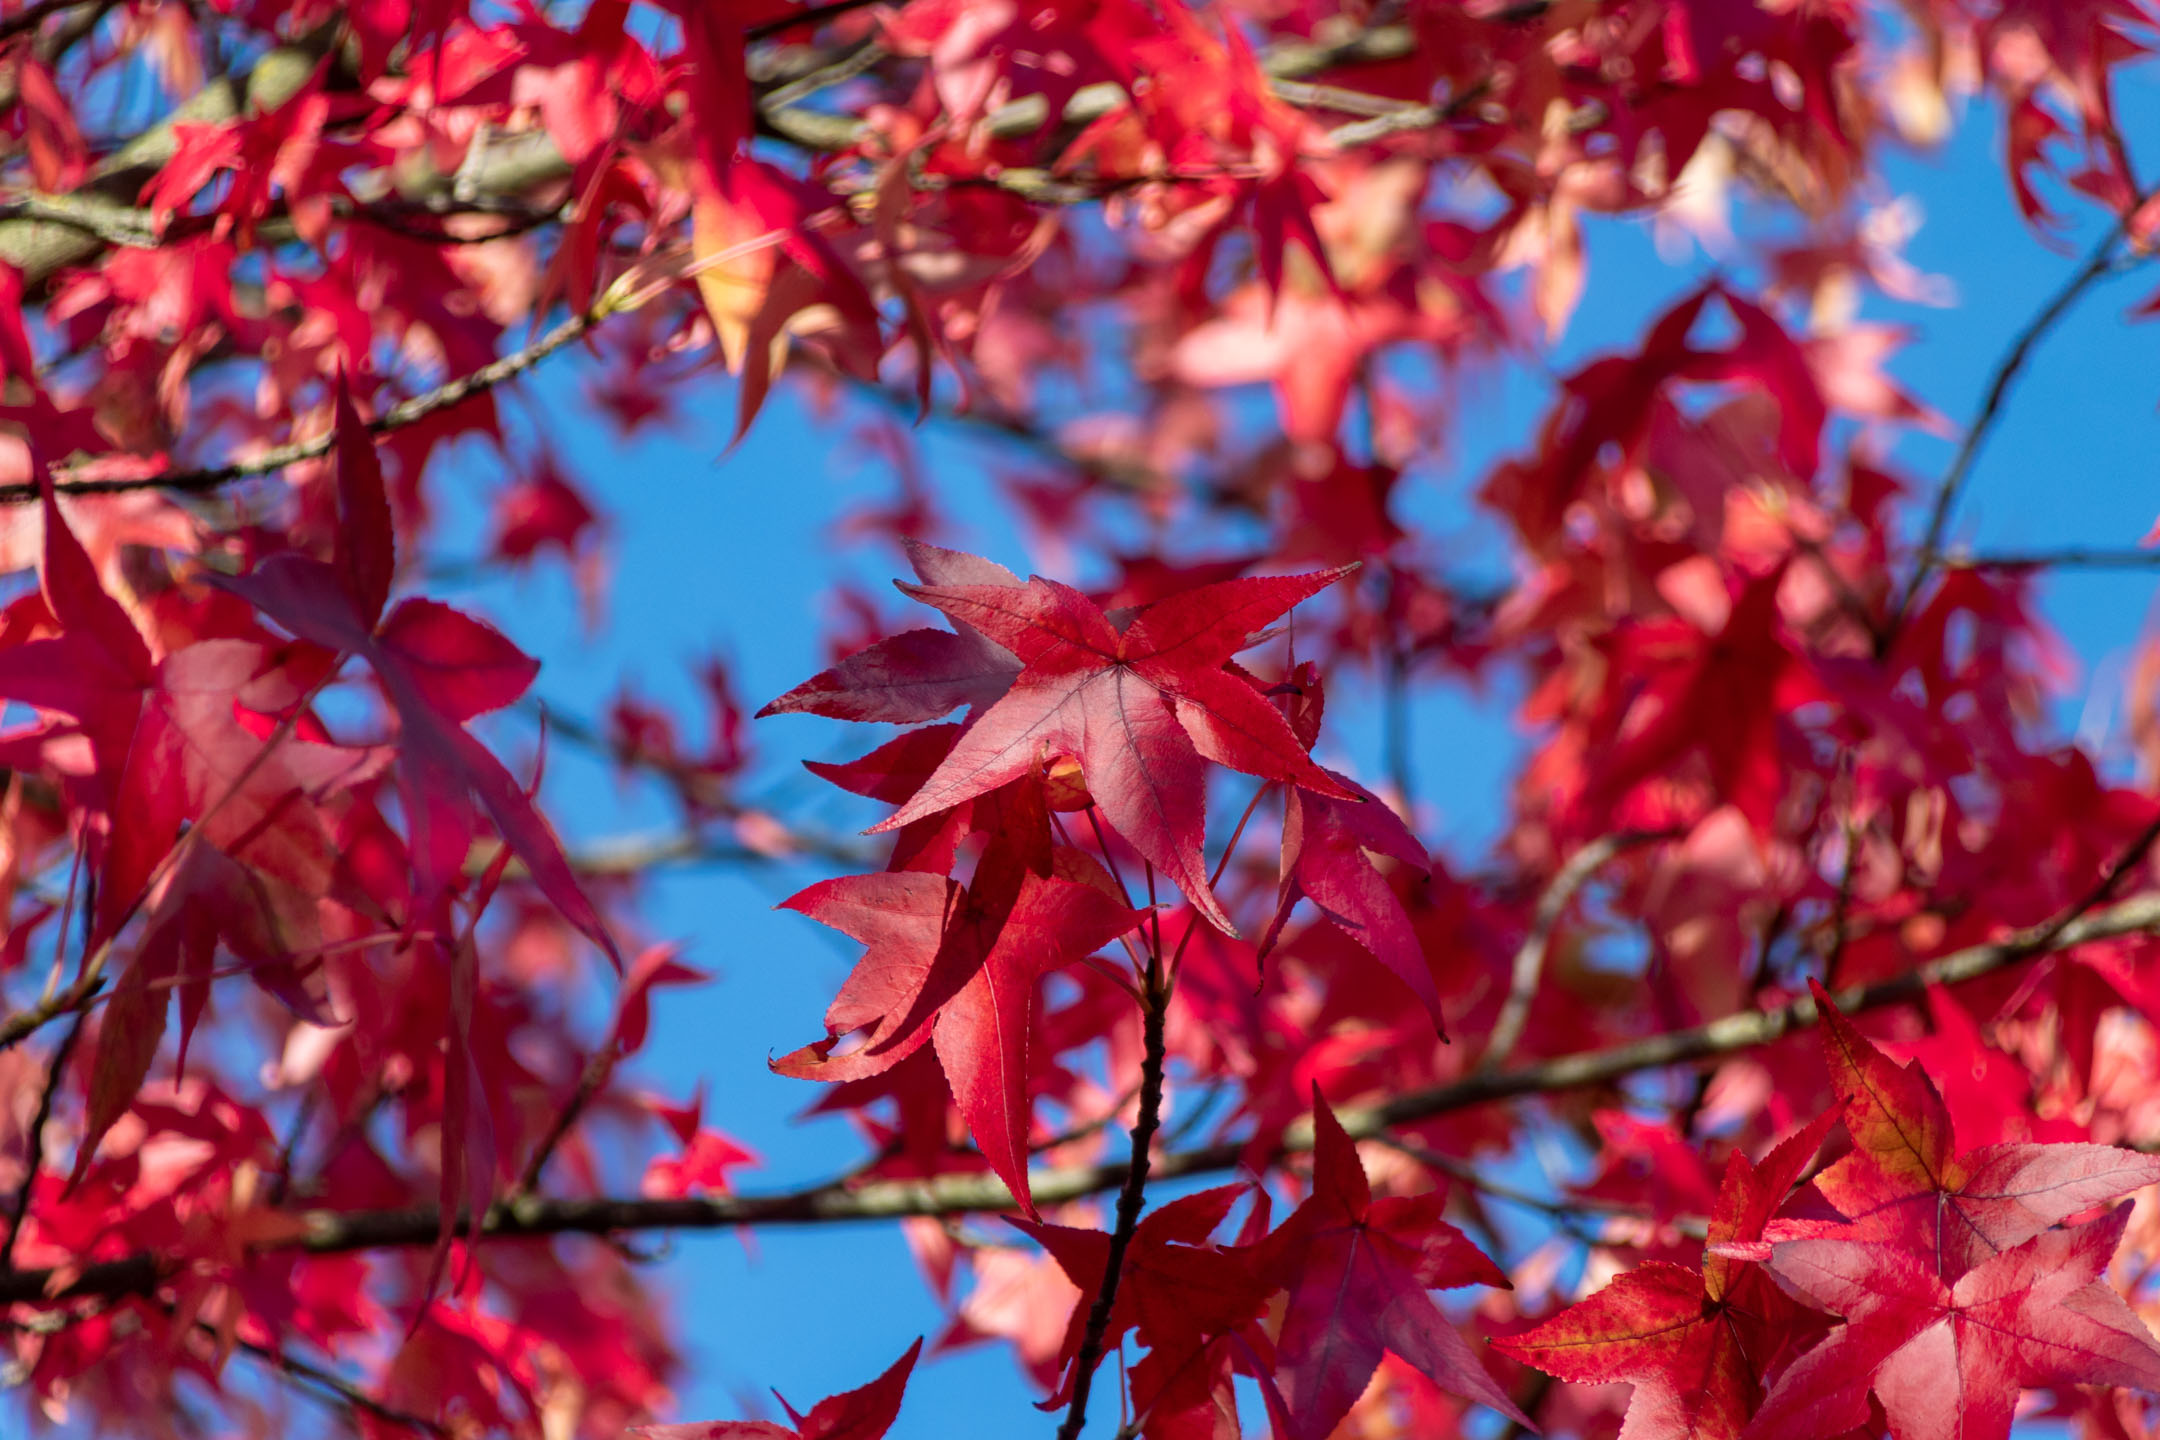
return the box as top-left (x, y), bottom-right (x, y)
top-left (636, 1338), bottom-right (922, 1440)
top-left (864, 559), bottom-right (1360, 933)
top-left (1772, 981), bottom-right (2160, 1282)
top-left (1258, 1092), bottom-right (1525, 1439)
top-left (1747, 1205), bottom-right (2160, 1440)
top-left (1258, 665), bottom-right (1443, 1028)
top-left (759, 541), bottom-right (1022, 724)
top-left (1013, 1184), bottom-right (1270, 1439)
top-left (0, 484), bottom-right (379, 950)
top-left (212, 382), bottom-right (615, 962)
top-left (1580, 567), bottom-right (1822, 837)
top-left (1493, 1113), bottom-right (1833, 1440)
top-left (772, 846), bottom-right (1140, 1213)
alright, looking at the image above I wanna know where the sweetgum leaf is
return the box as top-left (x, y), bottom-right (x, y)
top-left (858, 561), bottom-right (1358, 933)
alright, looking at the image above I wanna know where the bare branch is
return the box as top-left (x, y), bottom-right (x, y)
top-left (186, 1310), bottom-right (451, 1438)
top-left (1477, 829), bottom-right (1680, 1073)
top-left (1, 1009), bottom-right (87, 1266)
top-left (14, 301), bottom-right (614, 503)
top-left (0, 31), bottom-right (338, 283)
top-left (1944, 546), bottom-right (2160, 571)
top-left (1368, 1132), bottom-right (1709, 1242)
top-left (10, 883), bottom-right (2160, 1307)
top-left (1888, 200), bottom-right (2154, 636)
top-left (1056, 964), bottom-right (1170, 1440)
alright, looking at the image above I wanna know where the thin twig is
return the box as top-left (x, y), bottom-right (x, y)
top-left (468, 825), bottom-right (875, 880)
top-left (1055, 965), bottom-right (1170, 1440)
top-left (1945, 546), bottom-right (2160, 571)
top-left (1821, 804), bottom-right (1866, 979)
top-left (1887, 202), bottom-right (2152, 637)
top-left (508, 1051), bottom-right (613, 1203)
top-left (1368, 1132), bottom-right (1710, 1241)
top-left (1478, 829), bottom-right (1679, 1072)
top-left (11, 881), bottom-right (2160, 1304)
top-left (16, 303), bottom-right (618, 503)
top-left (183, 1311), bottom-right (449, 1437)
top-left (1, 1008), bottom-right (88, 1265)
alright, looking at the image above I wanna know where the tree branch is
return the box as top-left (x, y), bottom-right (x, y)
top-left (9, 882), bottom-right (2160, 1306)
top-left (1888, 201), bottom-right (2152, 635)
top-left (3, 16), bottom-right (1437, 288)
top-left (1944, 546), bottom-right (2160, 571)
top-left (13, 300), bottom-right (615, 503)
top-left (1478, 829), bottom-right (1679, 1073)
top-left (0, 30), bottom-right (339, 283)
top-left (1056, 968), bottom-right (1170, 1440)
top-left (1, 1008), bottom-right (86, 1266)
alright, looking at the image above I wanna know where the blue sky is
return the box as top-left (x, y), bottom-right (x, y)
top-left (430, 80), bottom-right (2160, 1440)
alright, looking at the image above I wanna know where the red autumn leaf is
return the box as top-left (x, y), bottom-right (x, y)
top-left (1580, 569), bottom-right (1822, 837)
top-left (1260, 772), bottom-right (1441, 1031)
top-left (862, 559), bottom-right (1360, 933)
top-left (1783, 980), bottom-right (2160, 1281)
top-left (211, 381), bottom-right (616, 964)
top-left (641, 1082), bottom-right (757, 1200)
top-left (774, 854), bottom-right (1139, 1212)
top-left (759, 541), bottom-right (1022, 724)
top-left (490, 463), bottom-right (600, 565)
top-left (1012, 1185), bottom-right (1270, 1440)
top-left (636, 1337), bottom-right (922, 1440)
top-left (1259, 1091), bottom-right (1524, 1439)
top-left (1493, 1113), bottom-right (1834, 1439)
top-left (1748, 1205), bottom-right (2160, 1440)
top-left (0, 485), bottom-right (380, 949)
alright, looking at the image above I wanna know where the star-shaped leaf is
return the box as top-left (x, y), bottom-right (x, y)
top-left (1259, 1091), bottom-right (1524, 1439)
top-left (869, 565), bottom-right (1359, 933)
top-left (1748, 1205), bottom-right (2160, 1440)
top-left (1786, 980), bottom-right (2160, 1281)
top-left (774, 848), bottom-right (1139, 1213)
top-left (1494, 1113), bottom-right (1832, 1439)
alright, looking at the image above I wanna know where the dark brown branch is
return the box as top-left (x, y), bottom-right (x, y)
top-left (1, 1008), bottom-right (86, 1266)
top-left (9, 884), bottom-right (2160, 1307)
top-left (1945, 546), bottom-right (2160, 571)
top-left (1888, 201), bottom-right (2153, 636)
top-left (1056, 969), bottom-right (1170, 1440)
top-left (12, 301), bottom-right (612, 503)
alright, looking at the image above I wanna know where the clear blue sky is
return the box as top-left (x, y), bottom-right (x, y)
top-left (434, 81), bottom-right (2160, 1439)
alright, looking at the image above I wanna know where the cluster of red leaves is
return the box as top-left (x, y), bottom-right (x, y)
top-left (1499, 988), bottom-right (2160, 1439)
top-left (2, 0), bottom-right (2160, 1439)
